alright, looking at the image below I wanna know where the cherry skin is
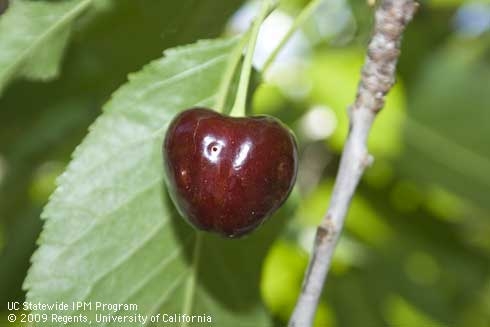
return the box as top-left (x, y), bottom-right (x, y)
top-left (163, 107), bottom-right (298, 238)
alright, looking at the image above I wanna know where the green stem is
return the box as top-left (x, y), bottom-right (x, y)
top-left (229, 0), bottom-right (277, 117)
top-left (262, 0), bottom-right (323, 75)
top-left (215, 32), bottom-right (252, 113)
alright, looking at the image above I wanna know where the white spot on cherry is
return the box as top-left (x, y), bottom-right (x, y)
top-left (203, 135), bottom-right (225, 163)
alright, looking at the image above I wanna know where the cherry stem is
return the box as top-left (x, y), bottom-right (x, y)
top-left (229, 0), bottom-right (277, 118)
top-left (262, 0), bottom-right (323, 75)
top-left (215, 32), bottom-right (251, 113)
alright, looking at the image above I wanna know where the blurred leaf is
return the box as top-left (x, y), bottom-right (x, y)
top-left (424, 185), bottom-right (465, 222)
top-left (346, 194), bottom-right (394, 247)
top-left (458, 278), bottom-right (490, 327)
top-left (458, 207), bottom-right (490, 252)
top-left (363, 158), bottom-right (395, 189)
top-left (296, 181), bottom-right (394, 247)
top-left (383, 295), bottom-right (446, 327)
top-left (314, 303), bottom-right (337, 327)
top-left (294, 182), bottom-right (330, 226)
top-left (0, 0), bottom-right (91, 94)
top-left (0, 209), bottom-right (43, 306)
top-left (400, 39), bottom-right (490, 211)
top-left (389, 180), bottom-right (424, 213)
top-left (260, 239), bottom-right (338, 327)
top-left (24, 38), bottom-right (273, 326)
top-left (29, 162), bottom-right (66, 206)
top-left (261, 241), bottom-right (308, 322)
top-left (404, 251), bottom-right (441, 286)
top-left (252, 83), bottom-right (288, 115)
top-left (427, 0), bottom-right (479, 8)
top-left (397, 3), bottom-right (453, 85)
top-left (309, 48), bottom-right (407, 158)
top-left (369, 186), bottom-right (488, 326)
top-left (329, 236), bottom-right (368, 275)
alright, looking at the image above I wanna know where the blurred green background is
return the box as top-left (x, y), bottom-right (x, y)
top-left (1, 0), bottom-right (489, 326)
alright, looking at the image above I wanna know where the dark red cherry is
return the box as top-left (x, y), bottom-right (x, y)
top-left (163, 107), bottom-right (298, 238)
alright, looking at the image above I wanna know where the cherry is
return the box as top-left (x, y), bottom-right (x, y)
top-left (163, 107), bottom-right (298, 238)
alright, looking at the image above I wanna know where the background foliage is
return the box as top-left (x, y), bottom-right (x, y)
top-left (1, 0), bottom-right (489, 326)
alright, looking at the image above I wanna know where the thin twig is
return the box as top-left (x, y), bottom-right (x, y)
top-left (288, 1), bottom-right (418, 326)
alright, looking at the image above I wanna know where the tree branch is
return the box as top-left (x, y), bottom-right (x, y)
top-left (288, 1), bottom-right (418, 326)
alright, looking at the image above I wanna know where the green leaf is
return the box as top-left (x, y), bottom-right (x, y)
top-left (24, 37), bottom-right (275, 326)
top-left (0, 0), bottom-right (91, 94)
top-left (400, 40), bottom-right (490, 211)
top-left (0, 0), bottom-right (244, 305)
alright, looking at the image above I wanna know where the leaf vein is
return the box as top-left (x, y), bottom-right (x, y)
top-left (50, 175), bottom-right (164, 255)
top-left (87, 235), bottom-right (192, 327)
top-left (135, 53), bottom-right (229, 100)
top-left (0, 0), bottom-right (91, 83)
